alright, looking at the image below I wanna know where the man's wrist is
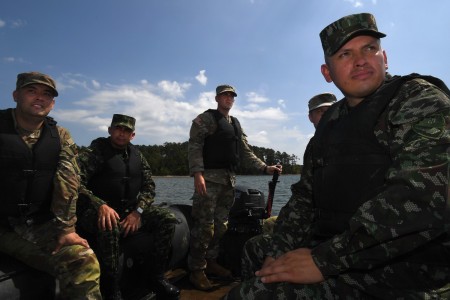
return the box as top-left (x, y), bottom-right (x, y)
top-left (136, 206), bottom-right (144, 214)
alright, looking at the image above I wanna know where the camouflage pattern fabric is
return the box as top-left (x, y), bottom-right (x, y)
top-left (224, 76), bottom-right (450, 299)
top-left (76, 139), bottom-right (178, 278)
top-left (0, 223), bottom-right (101, 300)
top-left (188, 181), bottom-right (235, 270)
top-left (187, 110), bottom-right (267, 271)
top-left (188, 110), bottom-right (266, 182)
top-left (0, 119), bottom-right (101, 299)
top-left (78, 137), bottom-right (156, 211)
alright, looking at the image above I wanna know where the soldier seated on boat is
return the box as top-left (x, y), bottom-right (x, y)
top-left (225, 12), bottom-right (450, 299)
top-left (76, 114), bottom-right (180, 300)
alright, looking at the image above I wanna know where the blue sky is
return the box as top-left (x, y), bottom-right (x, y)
top-left (1, 0), bottom-right (449, 163)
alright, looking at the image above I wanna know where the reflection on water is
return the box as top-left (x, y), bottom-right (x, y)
top-left (154, 174), bottom-right (300, 216)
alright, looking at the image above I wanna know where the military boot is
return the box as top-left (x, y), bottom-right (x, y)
top-left (206, 259), bottom-right (232, 278)
top-left (189, 270), bottom-right (213, 291)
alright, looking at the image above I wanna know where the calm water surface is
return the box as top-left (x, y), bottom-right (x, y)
top-left (153, 174), bottom-right (300, 216)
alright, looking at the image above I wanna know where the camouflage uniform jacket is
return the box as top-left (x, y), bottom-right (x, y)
top-left (188, 110), bottom-right (266, 186)
top-left (78, 137), bottom-right (156, 212)
top-left (3, 108), bottom-right (79, 236)
top-left (270, 74), bottom-right (450, 277)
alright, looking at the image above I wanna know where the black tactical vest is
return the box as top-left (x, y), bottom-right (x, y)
top-left (311, 74), bottom-right (450, 241)
top-left (87, 138), bottom-right (143, 213)
top-left (0, 109), bottom-right (60, 218)
top-left (203, 109), bottom-right (243, 171)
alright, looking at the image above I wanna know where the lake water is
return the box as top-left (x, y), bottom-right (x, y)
top-left (153, 174), bottom-right (300, 216)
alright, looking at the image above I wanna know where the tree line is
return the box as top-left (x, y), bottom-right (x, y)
top-left (135, 142), bottom-right (302, 176)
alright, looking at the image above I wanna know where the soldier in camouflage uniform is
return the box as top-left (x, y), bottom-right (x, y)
top-left (188, 84), bottom-right (283, 291)
top-left (0, 72), bottom-right (102, 300)
top-left (76, 114), bottom-right (179, 300)
top-left (308, 93), bottom-right (337, 128)
top-left (225, 13), bottom-right (450, 300)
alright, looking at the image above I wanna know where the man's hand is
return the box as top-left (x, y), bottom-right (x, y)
top-left (52, 232), bottom-right (90, 254)
top-left (194, 172), bottom-right (207, 196)
top-left (120, 211), bottom-right (141, 237)
top-left (255, 248), bottom-right (324, 284)
top-left (98, 204), bottom-right (120, 231)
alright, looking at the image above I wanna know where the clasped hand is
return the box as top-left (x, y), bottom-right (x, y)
top-left (98, 204), bottom-right (141, 237)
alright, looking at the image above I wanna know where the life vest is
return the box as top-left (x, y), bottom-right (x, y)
top-left (0, 109), bottom-right (60, 219)
top-left (311, 74), bottom-right (450, 241)
top-left (86, 138), bottom-right (143, 213)
top-left (203, 109), bottom-right (243, 171)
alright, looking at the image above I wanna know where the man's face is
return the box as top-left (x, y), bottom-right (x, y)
top-left (321, 35), bottom-right (387, 105)
top-left (13, 84), bottom-right (55, 119)
top-left (309, 106), bottom-right (330, 128)
top-left (215, 92), bottom-right (235, 111)
top-left (108, 125), bottom-right (135, 149)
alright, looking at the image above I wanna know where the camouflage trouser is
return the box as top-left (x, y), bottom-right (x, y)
top-left (224, 234), bottom-right (450, 300)
top-left (188, 180), bottom-right (235, 271)
top-left (0, 223), bottom-right (101, 300)
top-left (77, 204), bottom-right (177, 278)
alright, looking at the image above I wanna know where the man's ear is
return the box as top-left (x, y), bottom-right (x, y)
top-left (108, 127), bottom-right (113, 135)
top-left (130, 132), bottom-right (136, 141)
top-left (321, 64), bottom-right (333, 83)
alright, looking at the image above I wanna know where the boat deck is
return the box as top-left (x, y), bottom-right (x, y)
top-left (168, 269), bottom-right (240, 300)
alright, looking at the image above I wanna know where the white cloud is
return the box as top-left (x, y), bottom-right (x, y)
top-left (0, 19), bottom-right (5, 28)
top-left (157, 80), bottom-right (191, 98)
top-left (246, 91), bottom-right (269, 103)
top-left (344, 0), bottom-right (363, 7)
top-left (92, 80), bottom-right (100, 89)
top-left (195, 70), bottom-right (207, 85)
top-left (11, 19), bottom-right (26, 28)
top-left (52, 74), bottom-right (308, 161)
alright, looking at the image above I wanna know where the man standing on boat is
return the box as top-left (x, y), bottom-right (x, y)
top-left (187, 84), bottom-right (282, 291)
top-left (77, 114), bottom-right (180, 300)
top-left (0, 71), bottom-right (102, 299)
top-left (225, 13), bottom-right (450, 299)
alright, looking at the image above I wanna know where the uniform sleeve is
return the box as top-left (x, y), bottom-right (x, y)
top-left (312, 79), bottom-right (450, 276)
top-left (136, 151), bottom-right (156, 209)
top-left (268, 139), bottom-right (316, 258)
top-left (78, 139), bottom-right (108, 211)
top-left (188, 112), bottom-right (216, 176)
top-left (51, 127), bottom-right (79, 235)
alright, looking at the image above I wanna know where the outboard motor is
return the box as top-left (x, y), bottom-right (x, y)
top-left (218, 185), bottom-right (266, 276)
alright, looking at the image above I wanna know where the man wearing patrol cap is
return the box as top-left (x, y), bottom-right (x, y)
top-left (226, 13), bottom-right (450, 299)
top-left (307, 92), bottom-right (337, 128)
top-left (187, 84), bottom-right (282, 290)
top-left (77, 114), bottom-right (180, 300)
top-left (0, 71), bottom-right (102, 299)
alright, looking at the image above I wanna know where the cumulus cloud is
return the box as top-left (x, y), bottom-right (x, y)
top-left (195, 70), bottom-right (207, 85)
top-left (246, 91), bottom-right (269, 103)
top-left (157, 80), bottom-right (191, 98)
top-left (0, 19), bottom-right (5, 28)
top-left (52, 74), bottom-right (309, 162)
top-left (92, 80), bottom-right (101, 89)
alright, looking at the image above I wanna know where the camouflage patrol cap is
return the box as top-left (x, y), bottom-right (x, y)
top-left (16, 71), bottom-right (58, 97)
top-left (216, 84), bottom-right (237, 97)
top-left (320, 13), bottom-right (386, 56)
top-left (110, 114), bottom-right (136, 131)
top-left (308, 93), bottom-right (337, 112)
